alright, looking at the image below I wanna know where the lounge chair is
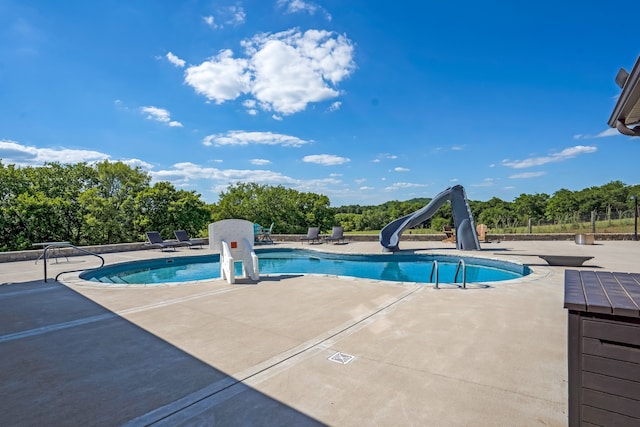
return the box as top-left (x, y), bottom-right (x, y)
top-left (145, 231), bottom-right (180, 251)
top-left (300, 227), bottom-right (320, 244)
top-left (174, 230), bottom-right (201, 249)
top-left (324, 226), bottom-right (346, 244)
top-left (442, 225), bottom-right (455, 243)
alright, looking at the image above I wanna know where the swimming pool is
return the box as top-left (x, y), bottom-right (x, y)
top-left (80, 248), bottom-right (530, 285)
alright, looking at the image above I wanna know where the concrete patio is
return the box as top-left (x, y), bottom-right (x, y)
top-left (1, 239), bottom-right (638, 426)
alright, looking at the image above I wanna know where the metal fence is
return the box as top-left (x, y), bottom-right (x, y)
top-left (489, 209), bottom-right (638, 234)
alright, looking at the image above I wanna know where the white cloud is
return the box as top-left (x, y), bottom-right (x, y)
top-left (140, 106), bottom-right (183, 127)
top-left (185, 29), bottom-right (355, 115)
top-left (203, 6), bottom-right (245, 29)
top-left (384, 182), bottom-right (426, 191)
top-left (152, 162), bottom-right (295, 183)
top-left (373, 154), bottom-right (398, 164)
top-left (394, 167), bottom-right (410, 172)
top-left (227, 6), bottom-right (246, 25)
top-left (573, 128), bottom-right (619, 139)
top-left (242, 99), bottom-right (258, 115)
top-left (597, 128), bottom-right (620, 137)
top-left (150, 161), bottom-right (346, 199)
top-left (122, 158), bottom-right (154, 170)
top-left (0, 139), bottom-right (109, 166)
top-left (354, 178), bottom-right (366, 184)
top-left (502, 145), bottom-right (597, 169)
top-left (328, 101), bottom-right (341, 111)
top-left (185, 50), bottom-right (251, 104)
top-left (166, 52), bottom-right (185, 67)
top-left (141, 106), bottom-right (170, 122)
top-left (303, 154), bottom-right (350, 166)
top-left (277, 0), bottom-right (332, 20)
top-left (203, 15), bottom-right (217, 28)
top-left (359, 186), bottom-right (374, 190)
top-left (203, 131), bottom-right (311, 147)
top-left (250, 158), bottom-right (271, 165)
top-left (509, 171), bottom-right (546, 179)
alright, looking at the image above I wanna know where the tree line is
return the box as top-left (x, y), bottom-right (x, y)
top-left (0, 161), bottom-right (210, 251)
top-left (1, 160), bottom-right (639, 252)
top-left (334, 181), bottom-right (640, 232)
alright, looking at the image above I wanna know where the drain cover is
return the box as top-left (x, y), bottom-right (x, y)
top-left (328, 352), bottom-right (355, 364)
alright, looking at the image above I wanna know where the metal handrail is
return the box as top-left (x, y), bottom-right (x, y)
top-left (41, 243), bottom-right (105, 282)
top-left (454, 259), bottom-right (467, 289)
top-left (430, 260), bottom-right (440, 289)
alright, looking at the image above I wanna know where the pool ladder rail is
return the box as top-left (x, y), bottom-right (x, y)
top-left (40, 243), bottom-right (105, 283)
top-left (430, 259), bottom-right (467, 289)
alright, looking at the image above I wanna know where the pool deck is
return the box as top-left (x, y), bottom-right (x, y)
top-left (1, 239), bottom-right (639, 426)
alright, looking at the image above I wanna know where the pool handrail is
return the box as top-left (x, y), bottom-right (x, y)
top-left (454, 259), bottom-right (467, 289)
top-left (39, 243), bottom-right (105, 283)
top-left (430, 260), bottom-right (440, 289)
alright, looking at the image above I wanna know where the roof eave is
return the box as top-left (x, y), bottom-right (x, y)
top-left (608, 55), bottom-right (640, 136)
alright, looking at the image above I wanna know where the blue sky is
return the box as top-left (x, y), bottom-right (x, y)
top-left (1, 0), bottom-right (638, 206)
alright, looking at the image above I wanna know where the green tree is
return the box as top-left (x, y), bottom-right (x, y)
top-left (475, 197), bottom-right (515, 229)
top-left (134, 182), bottom-right (211, 239)
top-left (82, 161), bottom-right (150, 244)
top-left (512, 193), bottom-right (549, 223)
top-left (168, 190), bottom-right (211, 237)
top-left (545, 189), bottom-right (579, 222)
top-left (0, 162), bottom-right (32, 250)
top-left (213, 183), bottom-right (334, 233)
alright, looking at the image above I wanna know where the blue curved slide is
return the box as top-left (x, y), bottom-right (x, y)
top-left (379, 185), bottom-right (481, 252)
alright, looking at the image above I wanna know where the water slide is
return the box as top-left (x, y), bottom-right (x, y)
top-left (379, 185), bottom-right (481, 252)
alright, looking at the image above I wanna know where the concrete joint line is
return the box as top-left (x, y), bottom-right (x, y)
top-left (0, 313), bottom-right (117, 343)
top-left (0, 286), bottom-right (243, 343)
top-left (0, 285), bottom-right (60, 300)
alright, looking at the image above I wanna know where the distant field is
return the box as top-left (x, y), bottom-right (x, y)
top-left (344, 218), bottom-right (637, 235)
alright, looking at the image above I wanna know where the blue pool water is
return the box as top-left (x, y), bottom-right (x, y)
top-left (80, 249), bottom-right (530, 285)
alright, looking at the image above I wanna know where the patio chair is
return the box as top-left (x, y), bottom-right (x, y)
top-left (300, 227), bottom-right (320, 244)
top-left (324, 226), bottom-right (346, 244)
top-left (442, 225), bottom-right (455, 243)
top-left (260, 222), bottom-right (274, 244)
top-left (253, 223), bottom-right (261, 243)
top-left (174, 230), bottom-right (202, 249)
top-left (145, 231), bottom-right (180, 251)
top-left (476, 224), bottom-right (489, 243)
